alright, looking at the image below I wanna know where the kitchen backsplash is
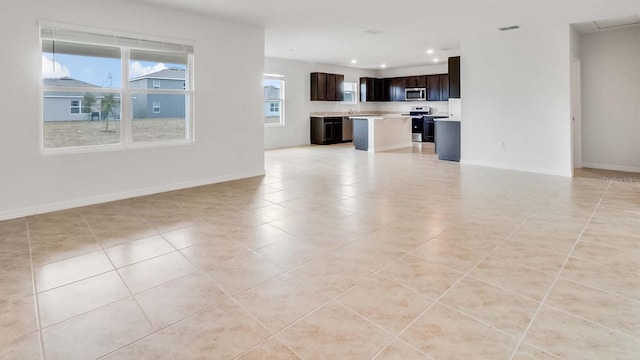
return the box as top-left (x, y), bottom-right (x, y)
top-left (308, 100), bottom-right (450, 116)
top-left (376, 101), bottom-right (450, 116)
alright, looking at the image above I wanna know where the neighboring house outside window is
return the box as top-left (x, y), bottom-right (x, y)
top-left (264, 74), bottom-right (284, 126)
top-left (41, 25), bottom-right (193, 150)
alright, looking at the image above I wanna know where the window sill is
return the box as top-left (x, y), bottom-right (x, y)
top-left (41, 139), bottom-right (195, 156)
top-left (265, 123), bottom-right (285, 128)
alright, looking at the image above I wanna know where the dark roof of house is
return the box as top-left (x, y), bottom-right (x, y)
top-left (131, 68), bottom-right (186, 81)
top-left (43, 77), bottom-right (97, 87)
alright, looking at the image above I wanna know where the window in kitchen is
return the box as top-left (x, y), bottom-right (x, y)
top-left (342, 82), bottom-right (358, 104)
top-left (41, 24), bottom-right (193, 151)
top-left (264, 74), bottom-right (285, 126)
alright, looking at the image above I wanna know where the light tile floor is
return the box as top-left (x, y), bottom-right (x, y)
top-left (1, 143), bottom-right (639, 359)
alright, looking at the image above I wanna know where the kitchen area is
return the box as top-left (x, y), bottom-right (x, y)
top-left (308, 56), bottom-right (461, 161)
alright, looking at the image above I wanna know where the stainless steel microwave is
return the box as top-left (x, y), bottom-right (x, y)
top-left (405, 88), bottom-right (426, 101)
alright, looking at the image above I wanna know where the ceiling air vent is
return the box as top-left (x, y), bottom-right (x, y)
top-left (499, 25), bottom-right (520, 31)
top-left (364, 29), bottom-right (384, 35)
top-left (593, 15), bottom-right (640, 30)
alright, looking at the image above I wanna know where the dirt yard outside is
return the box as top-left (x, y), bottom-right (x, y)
top-left (44, 118), bottom-right (186, 148)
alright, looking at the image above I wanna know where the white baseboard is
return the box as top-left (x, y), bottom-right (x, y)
top-left (581, 162), bottom-right (640, 173)
top-left (371, 143), bottom-right (413, 153)
top-left (460, 159), bottom-right (572, 177)
top-left (0, 169), bottom-right (266, 221)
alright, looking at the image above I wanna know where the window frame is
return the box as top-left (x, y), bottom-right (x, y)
top-left (70, 100), bottom-right (81, 114)
top-left (152, 80), bottom-right (161, 89)
top-left (152, 101), bottom-right (161, 114)
top-left (263, 74), bottom-right (285, 127)
top-left (341, 81), bottom-right (358, 105)
top-left (39, 22), bottom-right (195, 155)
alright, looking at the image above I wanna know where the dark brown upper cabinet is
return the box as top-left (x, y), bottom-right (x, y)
top-left (405, 76), bottom-right (417, 88)
top-left (448, 56), bottom-right (461, 98)
top-left (393, 77), bottom-right (406, 101)
top-left (427, 74), bottom-right (450, 101)
top-left (439, 74), bottom-right (449, 101)
top-left (360, 77), bottom-right (377, 102)
top-left (358, 64), bottom-right (457, 102)
top-left (327, 74), bottom-right (337, 101)
top-left (311, 72), bottom-right (344, 101)
top-left (426, 75), bottom-right (440, 101)
top-left (405, 76), bottom-right (426, 89)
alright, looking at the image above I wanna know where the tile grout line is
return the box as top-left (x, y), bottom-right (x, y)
top-left (96, 235), bottom-right (279, 359)
top-left (230, 241), bottom-right (426, 359)
top-left (138, 229), bottom-right (289, 360)
top-left (25, 220), bottom-right (46, 360)
top-left (507, 180), bottom-right (614, 360)
top-left (435, 301), bottom-right (522, 337)
top-left (37, 270), bottom-right (200, 332)
top-left (369, 203), bottom-right (542, 360)
top-left (557, 276), bottom-right (640, 305)
top-left (335, 299), bottom-right (436, 360)
top-left (81, 216), bottom-right (156, 330)
top-left (233, 227), bottom-right (451, 359)
top-left (542, 301), bottom-right (640, 341)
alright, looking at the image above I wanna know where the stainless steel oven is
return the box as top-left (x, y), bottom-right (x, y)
top-left (409, 106), bottom-right (431, 142)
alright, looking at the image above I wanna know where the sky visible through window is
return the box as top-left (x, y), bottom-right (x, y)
top-left (264, 79), bottom-right (281, 89)
top-left (42, 53), bottom-right (186, 87)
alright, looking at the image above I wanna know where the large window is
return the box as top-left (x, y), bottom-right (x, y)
top-left (41, 25), bottom-right (193, 150)
top-left (264, 74), bottom-right (284, 126)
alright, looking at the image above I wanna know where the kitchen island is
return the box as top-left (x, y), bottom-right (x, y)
top-left (349, 115), bottom-right (412, 152)
top-left (435, 117), bottom-right (461, 161)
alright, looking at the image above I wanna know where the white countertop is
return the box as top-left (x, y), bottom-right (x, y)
top-left (349, 114), bottom-right (411, 120)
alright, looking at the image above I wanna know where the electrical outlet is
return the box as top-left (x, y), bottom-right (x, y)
top-left (499, 140), bottom-right (506, 149)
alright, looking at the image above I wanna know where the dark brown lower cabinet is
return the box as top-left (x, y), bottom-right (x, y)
top-left (311, 117), bottom-right (343, 145)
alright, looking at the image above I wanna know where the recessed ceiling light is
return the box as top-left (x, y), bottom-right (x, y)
top-left (381, 64), bottom-right (387, 68)
top-left (350, 59), bottom-right (357, 64)
top-left (426, 49), bottom-right (434, 54)
top-left (433, 58), bottom-right (439, 63)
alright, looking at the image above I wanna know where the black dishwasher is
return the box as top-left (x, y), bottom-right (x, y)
top-left (310, 117), bottom-right (343, 145)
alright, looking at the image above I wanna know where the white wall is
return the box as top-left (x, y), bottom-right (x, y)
top-left (264, 57), bottom-right (379, 149)
top-left (460, 25), bottom-right (573, 176)
top-left (580, 26), bottom-right (640, 172)
top-left (0, 0), bottom-right (265, 220)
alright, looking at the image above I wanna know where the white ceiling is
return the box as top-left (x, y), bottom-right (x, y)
top-left (127, 0), bottom-right (640, 69)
